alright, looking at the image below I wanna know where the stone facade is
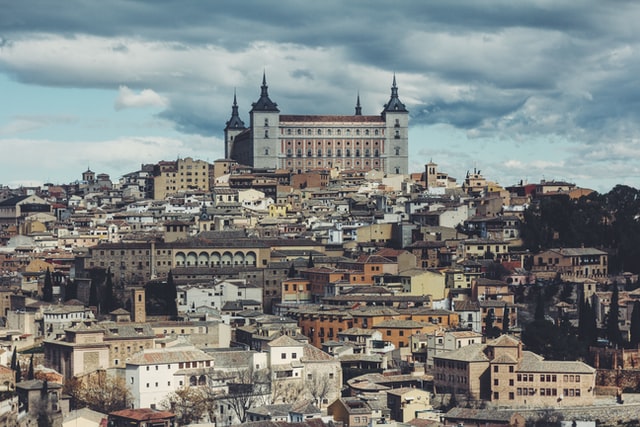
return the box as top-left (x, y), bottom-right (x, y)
top-left (226, 74), bottom-right (409, 175)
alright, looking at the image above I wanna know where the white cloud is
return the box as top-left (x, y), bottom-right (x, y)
top-left (114, 85), bottom-right (168, 110)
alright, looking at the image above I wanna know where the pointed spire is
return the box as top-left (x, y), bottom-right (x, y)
top-left (251, 71), bottom-right (279, 112)
top-left (225, 88), bottom-right (246, 130)
top-left (382, 73), bottom-right (408, 113)
top-left (355, 92), bottom-right (362, 116)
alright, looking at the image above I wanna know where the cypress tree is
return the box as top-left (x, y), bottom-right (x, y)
top-left (534, 288), bottom-right (545, 322)
top-left (607, 283), bottom-right (623, 347)
top-left (630, 301), bottom-right (640, 347)
top-left (307, 253), bottom-right (314, 268)
top-left (105, 268), bottom-right (116, 313)
top-left (89, 279), bottom-right (99, 310)
top-left (287, 262), bottom-right (297, 278)
top-left (28, 354), bottom-right (34, 380)
top-left (42, 268), bottom-right (53, 303)
top-left (167, 271), bottom-right (178, 319)
top-left (502, 305), bottom-right (510, 333)
top-left (15, 361), bottom-right (22, 383)
top-left (10, 347), bottom-right (17, 371)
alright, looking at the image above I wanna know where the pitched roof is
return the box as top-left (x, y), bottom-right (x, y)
top-left (268, 334), bottom-right (305, 348)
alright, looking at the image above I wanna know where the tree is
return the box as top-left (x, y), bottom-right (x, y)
top-left (502, 305), bottom-right (510, 333)
top-left (630, 301), bottom-right (640, 347)
top-left (89, 279), bottom-right (99, 310)
top-left (307, 253), bottom-right (314, 268)
top-left (65, 280), bottom-right (78, 301)
top-left (485, 309), bottom-right (497, 338)
top-left (42, 268), bottom-right (53, 303)
top-left (104, 268), bottom-right (116, 313)
top-left (10, 347), bottom-right (17, 371)
top-left (36, 381), bottom-right (53, 427)
top-left (534, 288), bottom-right (545, 322)
top-left (63, 372), bottom-right (132, 413)
top-left (287, 262), bottom-right (297, 278)
top-left (607, 283), bottom-right (623, 347)
top-left (306, 371), bottom-right (333, 408)
top-left (166, 270), bottom-right (178, 319)
top-left (28, 354), bottom-right (34, 380)
top-left (223, 367), bottom-right (271, 424)
top-left (15, 361), bottom-right (22, 383)
top-left (162, 387), bottom-right (208, 425)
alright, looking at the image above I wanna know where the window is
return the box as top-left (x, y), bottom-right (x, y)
top-left (493, 365), bottom-right (499, 373)
top-left (292, 352), bottom-right (297, 359)
top-left (509, 392), bottom-right (514, 400)
top-left (281, 353), bottom-right (286, 359)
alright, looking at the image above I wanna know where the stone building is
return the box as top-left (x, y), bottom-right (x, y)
top-left (225, 74), bottom-right (409, 175)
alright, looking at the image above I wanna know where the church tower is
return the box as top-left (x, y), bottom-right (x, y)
top-left (426, 160), bottom-right (438, 189)
top-left (382, 74), bottom-right (409, 175)
top-left (250, 72), bottom-right (280, 169)
top-left (224, 90), bottom-right (246, 159)
top-left (131, 287), bottom-right (146, 323)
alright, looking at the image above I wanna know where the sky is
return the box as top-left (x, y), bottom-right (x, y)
top-left (1, 1), bottom-right (640, 193)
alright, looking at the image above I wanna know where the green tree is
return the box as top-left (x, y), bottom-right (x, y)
top-left (28, 354), bottom-right (34, 380)
top-left (42, 268), bottom-right (53, 302)
top-left (10, 347), bottom-right (17, 371)
top-left (65, 280), bottom-right (78, 301)
top-left (534, 288), bottom-right (545, 322)
top-left (15, 361), bottom-right (22, 383)
top-left (104, 268), bottom-right (116, 313)
top-left (502, 305), bottom-right (510, 333)
top-left (166, 271), bottom-right (178, 319)
top-left (607, 284), bottom-right (623, 347)
top-left (630, 301), bottom-right (640, 347)
top-left (307, 253), bottom-right (314, 268)
top-left (89, 279), bottom-right (99, 310)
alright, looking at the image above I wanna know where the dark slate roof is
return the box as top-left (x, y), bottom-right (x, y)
top-left (382, 75), bottom-right (408, 113)
top-left (251, 73), bottom-right (279, 112)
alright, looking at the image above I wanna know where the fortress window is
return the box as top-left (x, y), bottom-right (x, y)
top-left (264, 119), bottom-right (269, 127)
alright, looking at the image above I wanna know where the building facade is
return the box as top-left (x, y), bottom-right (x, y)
top-left (226, 74), bottom-right (409, 175)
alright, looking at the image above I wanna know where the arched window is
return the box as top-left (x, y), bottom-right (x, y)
top-left (365, 129), bottom-right (370, 135)
top-left (374, 129), bottom-right (379, 135)
top-left (336, 149), bottom-right (342, 157)
top-left (190, 376), bottom-right (197, 386)
top-left (365, 149), bottom-right (370, 157)
top-left (355, 149), bottom-right (361, 157)
top-left (336, 129), bottom-right (341, 135)
top-left (296, 148), bottom-right (302, 157)
top-left (374, 149), bottom-right (379, 157)
top-left (327, 149), bottom-right (332, 156)
top-left (265, 148), bottom-right (270, 155)
top-left (307, 149), bottom-right (313, 157)
top-left (199, 375), bottom-right (207, 385)
top-left (317, 129), bottom-right (322, 135)
top-left (346, 149), bottom-right (351, 156)
top-left (287, 129), bottom-right (292, 135)
top-left (297, 129), bottom-right (302, 135)
top-left (307, 129), bottom-right (312, 135)
top-left (287, 148), bottom-right (292, 157)
top-left (317, 148), bottom-right (322, 157)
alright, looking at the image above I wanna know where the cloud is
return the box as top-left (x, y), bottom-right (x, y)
top-left (114, 85), bottom-right (168, 110)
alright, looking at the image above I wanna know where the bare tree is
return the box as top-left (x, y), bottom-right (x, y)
top-left (63, 372), bottom-right (132, 413)
top-left (161, 386), bottom-right (208, 425)
top-left (306, 371), bottom-right (333, 408)
top-left (221, 367), bottom-right (271, 425)
top-left (271, 380), bottom-right (304, 404)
